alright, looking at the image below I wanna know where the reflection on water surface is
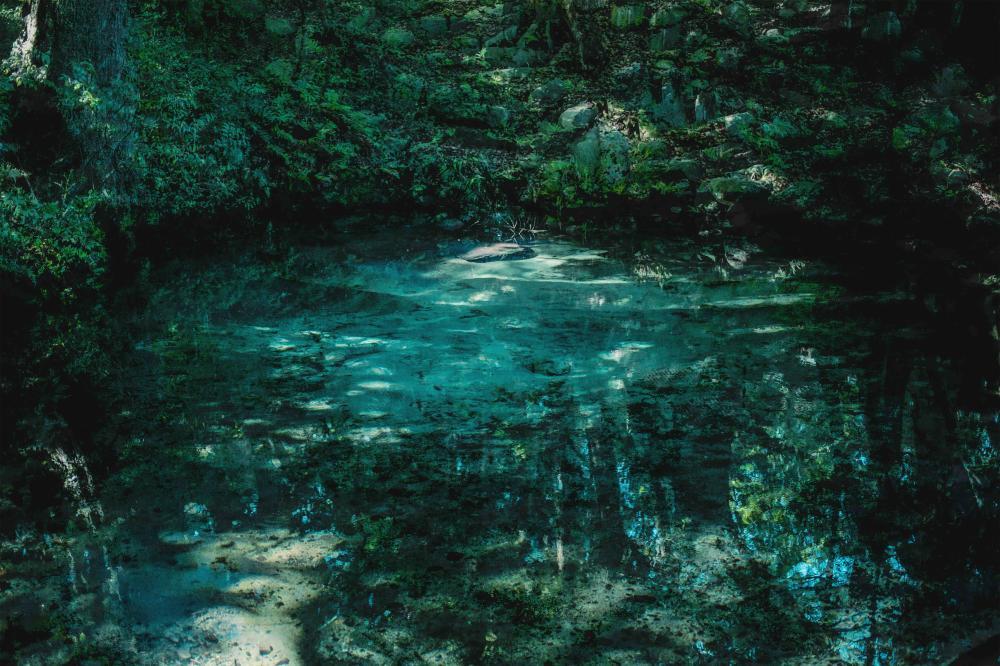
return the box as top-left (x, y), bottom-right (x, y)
top-left (5, 222), bottom-right (997, 664)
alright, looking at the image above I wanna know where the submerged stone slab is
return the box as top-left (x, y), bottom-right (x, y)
top-left (461, 243), bottom-right (536, 263)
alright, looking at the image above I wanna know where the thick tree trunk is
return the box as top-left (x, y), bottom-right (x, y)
top-left (48, 0), bottom-right (135, 200)
top-left (49, 0), bottom-right (127, 87)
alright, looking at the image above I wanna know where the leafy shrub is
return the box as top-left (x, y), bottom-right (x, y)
top-left (133, 22), bottom-right (266, 221)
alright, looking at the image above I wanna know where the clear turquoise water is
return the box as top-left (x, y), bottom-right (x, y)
top-left (6, 221), bottom-right (997, 664)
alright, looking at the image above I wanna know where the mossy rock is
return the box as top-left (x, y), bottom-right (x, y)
top-left (382, 27), bottom-right (415, 49)
top-left (419, 15), bottom-right (448, 36)
top-left (392, 73), bottom-right (425, 107)
top-left (663, 158), bottom-right (704, 181)
top-left (724, 112), bottom-right (754, 139)
top-left (484, 47), bottom-right (545, 67)
top-left (650, 27), bottom-right (681, 52)
top-left (486, 106), bottom-right (511, 128)
top-left (651, 6), bottom-right (686, 28)
top-left (559, 103), bottom-right (597, 130)
top-left (700, 176), bottom-right (770, 204)
top-left (492, 67), bottom-right (532, 82)
top-left (716, 47), bottom-right (743, 70)
top-left (530, 79), bottom-right (568, 106)
top-left (611, 5), bottom-right (646, 30)
top-left (649, 83), bottom-right (687, 127)
top-left (345, 7), bottom-right (375, 32)
top-left (721, 1), bottom-right (752, 36)
top-left (264, 17), bottom-right (295, 36)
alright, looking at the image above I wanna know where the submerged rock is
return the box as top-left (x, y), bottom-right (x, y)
top-left (184, 501), bottom-right (214, 532)
top-left (461, 243), bottom-right (536, 263)
top-left (438, 217), bottom-right (466, 231)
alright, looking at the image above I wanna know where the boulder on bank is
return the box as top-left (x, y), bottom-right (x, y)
top-left (560, 102), bottom-right (598, 130)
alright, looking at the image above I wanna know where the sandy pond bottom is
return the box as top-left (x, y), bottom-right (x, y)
top-left (5, 221), bottom-right (997, 664)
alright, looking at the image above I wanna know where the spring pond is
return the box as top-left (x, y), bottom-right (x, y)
top-left (5, 219), bottom-right (998, 665)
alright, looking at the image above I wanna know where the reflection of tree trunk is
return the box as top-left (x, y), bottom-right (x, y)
top-left (856, 338), bottom-right (912, 560)
top-left (920, 359), bottom-right (956, 455)
top-left (588, 410), bottom-right (631, 567)
top-left (862, 579), bottom-right (880, 666)
top-left (589, 437), bottom-right (617, 563)
top-left (866, 338), bottom-right (910, 468)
